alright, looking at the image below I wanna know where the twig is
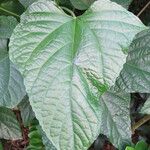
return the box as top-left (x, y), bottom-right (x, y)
top-left (0, 7), bottom-right (20, 18)
top-left (137, 1), bottom-right (150, 17)
top-left (61, 6), bottom-right (76, 18)
top-left (132, 115), bottom-right (150, 134)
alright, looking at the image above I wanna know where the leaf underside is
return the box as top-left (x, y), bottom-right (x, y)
top-left (9, 0), bottom-right (145, 149)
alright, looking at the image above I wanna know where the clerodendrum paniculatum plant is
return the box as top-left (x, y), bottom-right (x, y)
top-left (0, 0), bottom-right (149, 149)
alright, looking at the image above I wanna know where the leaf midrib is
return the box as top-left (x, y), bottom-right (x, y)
top-left (69, 18), bottom-right (77, 150)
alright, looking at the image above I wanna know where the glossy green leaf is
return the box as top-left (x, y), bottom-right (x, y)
top-left (0, 107), bottom-right (22, 140)
top-left (135, 141), bottom-right (148, 150)
top-left (9, 0), bottom-right (145, 149)
top-left (0, 39), bottom-right (26, 108)
top-left (114, 29), bottom-right (150, 93)
top-left (0, 16), bottom-right (18, 38)
top-left (141, 97), bottom-right (150, 114)
top-left (100, 91), bottom-right (131, 150)
top-left (125, 146), bottom-right (135, 150)
top-left (18, 95), bottom-right (35, 127)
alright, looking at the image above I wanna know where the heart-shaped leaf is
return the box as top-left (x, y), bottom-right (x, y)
top-left (9, 0), bottom-right (145, 149)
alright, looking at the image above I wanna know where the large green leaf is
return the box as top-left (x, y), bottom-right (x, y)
top-left (141, 97), bottom-right (150, 114)
top-left (114, 29), bottom-right (150, 93)
top-left (0, 107), bottom-right (22, 140)
top-left (0, 39), bottom-right (26, 108)
top-left (9, 0), bottom-right (145, 149)
top-left (100, 91), bottom-right (131, 150)
top-left (70, 0), bottom-right (132, 10)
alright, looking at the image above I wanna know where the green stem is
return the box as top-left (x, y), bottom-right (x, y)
top-left (61, 6), bottom-right (76, 18)
top-left (137, 1), bottom-right (150, 17)
top-left (0, 6), bottom-right (20, 18)
top-left (132, 115), bottom-right (150, 134)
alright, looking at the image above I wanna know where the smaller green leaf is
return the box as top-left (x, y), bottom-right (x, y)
top-left (0, 107), bottom-right (22, 140)
top-left (125, 146), bottom-right (135, 150)
top-left (0, 142), bottom-right (3, 150)
top-left (0, 16), bottom-right (18, 38)
top-left (141, 97), bottom-right (150, 114)
top-left (135, 141), bottom-right (148, 150)
top-left (27, 119), bottom-right (45, 150)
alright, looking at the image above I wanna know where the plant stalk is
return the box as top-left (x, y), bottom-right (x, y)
top-left (132, 115), bottom-right (150, 134)
top-left (61, 6), bottom-right (76, 18)
top-left (137, 1), bottom-right (150, 17)
top-left (0, 7), bottom-right (20, 18)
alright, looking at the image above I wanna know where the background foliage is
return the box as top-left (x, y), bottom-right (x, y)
top-left (0, 0), bottom-right (150, 150)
